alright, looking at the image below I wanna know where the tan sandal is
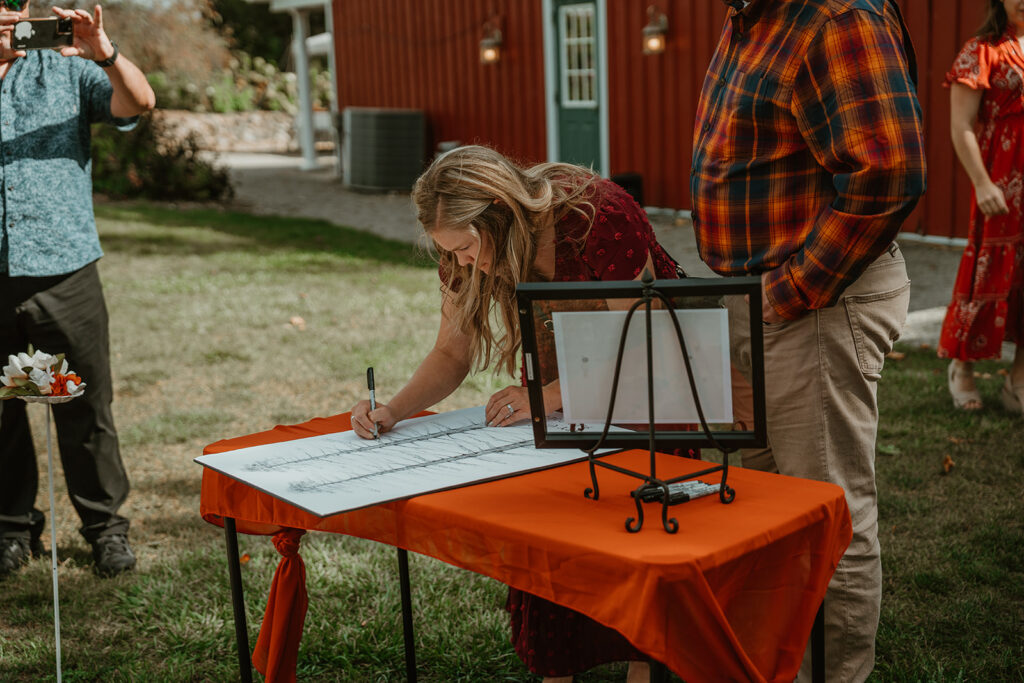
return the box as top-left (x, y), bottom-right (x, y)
top-left (948, 362), bottom-right (983, 411)
top-left (1000, 375), bottom-right (1024, 416)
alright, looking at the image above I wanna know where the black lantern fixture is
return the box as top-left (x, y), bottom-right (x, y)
top-left (480, 20), bottom-right (502, 64)
top-left (642, 5), bottom-right (668, 55)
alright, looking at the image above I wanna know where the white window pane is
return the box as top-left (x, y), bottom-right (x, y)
top-left (559, 4), bottom-right (598, 106)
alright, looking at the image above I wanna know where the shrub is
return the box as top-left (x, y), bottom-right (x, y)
top-left (145, 52), bottom-right (330, 114)
top-left (91, 114), bottom-right (233, 202)
top-left (209, 0), bottom-right (295, 67)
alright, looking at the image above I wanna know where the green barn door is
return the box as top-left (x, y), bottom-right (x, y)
top-left (554, 1), bottom-right (600, 169)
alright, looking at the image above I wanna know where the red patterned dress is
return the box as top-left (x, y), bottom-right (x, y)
top-left (938, 30), bottom-right (1024, 360)
top-left (438, 178), bottom-right (680, 675)
top-left (505, 178), bottom-right (679, 677)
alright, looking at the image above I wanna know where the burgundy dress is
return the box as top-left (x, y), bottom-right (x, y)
top-left (506, 178), bottom-right (678, 677)
top-left (436, 178), bottom-right (679, 675)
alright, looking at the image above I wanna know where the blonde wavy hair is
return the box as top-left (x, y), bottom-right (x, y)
top-left (413, 145), bottom-right (597, 376)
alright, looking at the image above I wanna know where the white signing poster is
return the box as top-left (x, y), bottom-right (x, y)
top-left (195, 407), bottom-right (600, 517)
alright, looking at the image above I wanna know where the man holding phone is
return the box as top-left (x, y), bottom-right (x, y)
top-left (0, 3), bottom-right (154, 578)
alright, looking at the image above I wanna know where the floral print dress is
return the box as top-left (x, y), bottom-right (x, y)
top-left (939, 29), bottom-right (1024, 360)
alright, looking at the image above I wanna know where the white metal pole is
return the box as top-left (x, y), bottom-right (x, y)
top-left (323, 0), bottom-right (342, 178)
top-left (292, 8), bottom-right (317, 171)
top-left (46, 406), bottom-right (62, 682)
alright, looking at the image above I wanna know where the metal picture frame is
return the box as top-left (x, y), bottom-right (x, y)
top-left (516, 275), bottom-right (767, 452)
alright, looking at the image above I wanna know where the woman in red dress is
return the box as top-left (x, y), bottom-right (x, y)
top-left (939, 0), bottom-right (1024, 415)
top-left (350, 145), bottom-right (680, 681)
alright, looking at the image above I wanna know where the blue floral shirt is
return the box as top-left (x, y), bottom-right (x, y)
top-left (0, 50), bottom-right (136, 276)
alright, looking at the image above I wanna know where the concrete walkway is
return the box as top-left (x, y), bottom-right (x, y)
top-left (216, 151), bottom-right (985, 352)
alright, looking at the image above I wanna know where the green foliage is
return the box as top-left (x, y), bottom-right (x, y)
top-left (209, 0), bottom-right (295, 66)
top-left (91, 115), bottom-right (233, 201)
top-left (147, 52), bottom-right (331, 114)
top-left (205, 69), bottom-right (259, 113)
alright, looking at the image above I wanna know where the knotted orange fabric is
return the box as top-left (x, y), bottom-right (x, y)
top-left (251, 528), bottom-right (307, 683)
top-left (200, 412), bottom-right (852, 682)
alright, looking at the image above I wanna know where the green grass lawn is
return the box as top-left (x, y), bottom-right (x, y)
top-left (0, 203), bottom-right (1021, 682)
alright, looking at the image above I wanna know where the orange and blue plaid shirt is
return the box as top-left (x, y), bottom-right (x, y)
top-left (691, 0), bottom-right (926, 319)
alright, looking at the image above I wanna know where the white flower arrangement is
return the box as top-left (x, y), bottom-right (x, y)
top-left (0, 347), bottom-right (86, 400)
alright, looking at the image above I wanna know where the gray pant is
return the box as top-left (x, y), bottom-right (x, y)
top-left (0, 262), bottom-right (130, 543)
top-left (728, 246), bottom-right (910, 683)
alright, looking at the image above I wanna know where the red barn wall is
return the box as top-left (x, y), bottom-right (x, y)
top-left (900, 0), bottom-right (984, 239)
top-left (331, 0), bottom-right (547, 164)
top-left (605, 1), bottom-right (728, 209)
top-left (332, 1), bottom-right (984, 239)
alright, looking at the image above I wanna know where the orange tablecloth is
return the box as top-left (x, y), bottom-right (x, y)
top-left (200, 413), bottom-right (851, 683)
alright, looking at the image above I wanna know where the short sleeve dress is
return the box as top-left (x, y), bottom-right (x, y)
top-left (938, 31), bottom-right (1024, 360)
top-left (436, 177), bottom-right (681, 676)
top-left (506, 178), bottom-right (679, 677)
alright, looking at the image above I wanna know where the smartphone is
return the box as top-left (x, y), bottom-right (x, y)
top-left (11, 18), bottom-right (74, 51)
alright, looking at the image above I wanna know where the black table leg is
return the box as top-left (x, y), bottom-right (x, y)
top-left (811, 600), bottom-right (825, 683)
top-left (397, 548), bottom-right (417, 682)
top-left (224, 518), bottom-right (253, 683)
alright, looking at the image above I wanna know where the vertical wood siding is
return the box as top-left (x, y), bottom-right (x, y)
top-left (606, 0), bottom-right (981, 236)
top-left (333, 1), bottom-right (983, 238)
top-left (605, 1), bottom-right (728, 210)
top-left (897, 0), bottom-right (983, 239)
top-left (331, 0), bottom-right (547, 164)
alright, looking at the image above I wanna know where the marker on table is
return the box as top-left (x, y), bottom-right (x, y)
top-left (367, 367), bottom-right (379, 438)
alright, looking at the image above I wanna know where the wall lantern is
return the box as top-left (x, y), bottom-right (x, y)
top-left (480, 21), bottom-right (502, 64)
top-left (642, 5), bottom-right (668, 55)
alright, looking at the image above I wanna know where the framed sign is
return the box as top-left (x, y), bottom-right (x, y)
top-left (516, 276), bottom-right (766, 452)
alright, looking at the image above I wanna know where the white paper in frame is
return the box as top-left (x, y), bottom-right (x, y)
top-left (551, 308), bottom-right (733, 425)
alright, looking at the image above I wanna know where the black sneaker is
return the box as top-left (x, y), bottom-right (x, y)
top-left (0, 537), bottom-right (31, 578)
top-left (29, 515), bottom-right (45, 558)
top-left (29, 534), bottom-right (44, 558)
top-left (92, 534), bottom-right (136, 577)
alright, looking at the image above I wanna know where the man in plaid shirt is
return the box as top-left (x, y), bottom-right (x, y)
top-left (692, 0), bottom-right (925, 680)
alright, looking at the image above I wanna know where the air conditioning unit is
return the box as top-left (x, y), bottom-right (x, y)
top-left (342, 107), bottom-right (425, 192)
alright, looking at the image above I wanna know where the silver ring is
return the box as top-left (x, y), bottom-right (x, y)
top-left (506, 403), bottom-right (514, 416)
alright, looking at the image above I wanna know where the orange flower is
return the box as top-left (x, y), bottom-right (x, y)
top-left (50, 373), bottom-right (82, 396)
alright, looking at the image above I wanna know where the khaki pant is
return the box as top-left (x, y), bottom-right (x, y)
top-left (728, 246), bottom-right (910, 683)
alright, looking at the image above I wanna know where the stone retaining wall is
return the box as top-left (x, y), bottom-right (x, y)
top-left (155, 110), bottom-right (304, 153)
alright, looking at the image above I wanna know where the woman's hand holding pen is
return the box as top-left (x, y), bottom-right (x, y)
top-left (351, 400), bottom-right (397, 439)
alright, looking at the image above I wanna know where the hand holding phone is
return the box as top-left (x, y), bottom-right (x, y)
top-left (11, 17), bottom-right (73, 50)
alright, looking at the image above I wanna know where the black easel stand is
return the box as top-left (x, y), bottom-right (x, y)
top-left (582, 272), bottom-right (736, 533)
